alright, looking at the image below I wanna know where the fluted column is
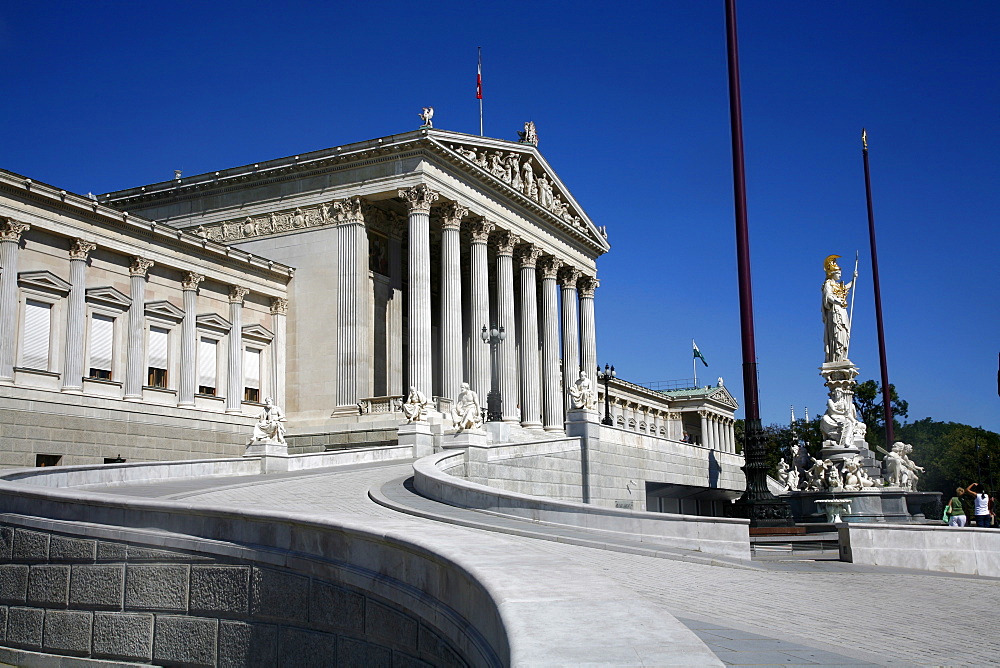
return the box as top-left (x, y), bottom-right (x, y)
top-left (440, 202), bottom-right (468, 401)
top-left (495, 231), bottom-right (520, 422)
top-left (334, 196), bottom-right (366, 409)
top-left (559, 266), bottom-right (582, 415)
top-left (0, 218), bottom-right (30, 382)
top-left (727, 419), bottom-right (736, 453)
top-left (517, 245), bottom-right (543, 429)
top-left (468, 220), bottom-right (494, 404)
top-left (226, 286), bottom-right (248, 414)
top-left (270, 297), bottom-right (288, 410)
top-left (124, 256), bottom-right (154, 400)
top-left (539, 257), bottom-right (563, 431)
top-left (62, 239), bottom-right (96, 392)
top-left (178, 272), bottom-right (204, 406)
top-left (578, 276), bottom-right (598, 380)
top-left (399, 185), bottom-right (439, 398)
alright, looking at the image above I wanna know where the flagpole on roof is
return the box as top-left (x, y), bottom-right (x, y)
top-left (477, 47), bottom-right (484, 136)
top-left (692, 339), bottom-right (697, 387)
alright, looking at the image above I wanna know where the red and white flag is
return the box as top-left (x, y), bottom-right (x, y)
top-left (476, 50), bottom-right (483, 99)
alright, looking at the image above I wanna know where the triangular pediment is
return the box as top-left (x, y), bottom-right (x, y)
top-left (18, 270), bottom-right (72, 296)
top-left (241, 323), bottom-right (273, 343)
top-left (428, 133), bottom-right (611, 254)
top-left (196, 312), bottom-right (232, 333)
top-left (707, 386), bottom-right (739, 410)
top-left (85, 286), bottom-right (132, 310)
top-left (145, 300), bottom-right (185, 323)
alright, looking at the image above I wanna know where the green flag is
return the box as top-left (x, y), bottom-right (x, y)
top-left (693, 340), bottom-right (708, 366)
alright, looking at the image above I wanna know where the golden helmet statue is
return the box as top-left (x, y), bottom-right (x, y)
top-left (823, 254), bottom-right (842, 277)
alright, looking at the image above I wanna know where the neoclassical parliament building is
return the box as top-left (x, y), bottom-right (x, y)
top-left (0, 123), bottom-right (742, 510)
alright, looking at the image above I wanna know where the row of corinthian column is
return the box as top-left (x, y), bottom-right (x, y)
top-left (0, 218), bottom-right (287, 412)
top-left (384, 185), bottom-right (598, 431)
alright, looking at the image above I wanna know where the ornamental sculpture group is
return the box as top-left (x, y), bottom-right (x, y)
top-left (774, 254), bottom-right (924, 494)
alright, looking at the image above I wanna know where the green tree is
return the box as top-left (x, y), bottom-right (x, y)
top-left (854, 379), bottom-right (909, 451)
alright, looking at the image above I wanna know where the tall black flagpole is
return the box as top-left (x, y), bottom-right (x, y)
top-left (862, 130), bottom-right (894, 446)
top-left (725, 0), bottom-right (792, 527)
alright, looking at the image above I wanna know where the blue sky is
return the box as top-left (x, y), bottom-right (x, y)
top-left (2, 1), bottom-right (997, 430)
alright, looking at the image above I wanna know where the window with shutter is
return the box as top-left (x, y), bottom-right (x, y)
top-left (22, 300), bottom-right (52, 370)
top-left (198, 337), bottom-right (217, 395)
top-left (244, 347), bottom-right (261, 402)
top-left (147, 326), bottom-right (169, 387)
top-left (89, 314), bottom-right (114, 379)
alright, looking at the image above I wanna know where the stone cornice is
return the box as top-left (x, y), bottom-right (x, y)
top-left (0, 168), bottom-right (294, 284)
top-left (96, 128), bottom-right (610, 257)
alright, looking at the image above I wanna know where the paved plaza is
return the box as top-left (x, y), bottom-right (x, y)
top-left (95, 462), bottom-right (1000, 667)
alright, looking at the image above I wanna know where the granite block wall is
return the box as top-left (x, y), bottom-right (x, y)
top-left (0, 524), bottom-right (468, 668)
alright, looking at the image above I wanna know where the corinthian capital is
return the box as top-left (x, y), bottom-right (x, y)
top-left (181, 272), bottom-right (205, 291)
top-left (538, 256), bottom-right (563, 280)
top-left (469, 219), bottom-right (495, 244)
top-left (0, 217), bottom-right (30, 243)
top-left (398, 184), bottom-right (440, 214)
top-left (333, 196), bottom-right (365, 225)
top-left (578, 276), bottom-right (600, 298)
top-left (129, 256), bottom-right (154, 277)
top-left (229, 286), bottom-right (249, 304)
top-left (517, 244), bottom-right (544, 268)
top-left (440, 201), bottom-right (469, 230)
top-left (270, 297), bottom-right (289, 315)
top-left (494, 230), bottom-right (519, 256)
top-left (69, 239), bottom-right (97, 261)
top-left (559, 265), bottom-right (582, 287)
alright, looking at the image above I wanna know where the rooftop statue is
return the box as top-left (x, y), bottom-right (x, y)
top-left (517, 121), bottom-right (538, 146)
top-left (419, 107), bottom-right (434, 128)
top-left (822, 254), bottom-right (857, 364)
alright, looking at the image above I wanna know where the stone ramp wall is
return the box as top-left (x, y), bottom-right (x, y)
top-left (416, 450), bottom-right (752, 561)
top-left (839, 523), bottom-right (1000, 577)
top-left (0, 521), bottom-right (469, 667)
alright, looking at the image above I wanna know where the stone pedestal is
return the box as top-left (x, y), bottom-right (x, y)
top-left (244, 439), bottom-right (289, 473)
top-left (441, 429), bottom-right (488, 450)
top-left (398, 422), bottom-right (434, 459)
top-left (565, 408), bottom-right (600, 504)
top-left (786, 488), bottom-right (942, 524)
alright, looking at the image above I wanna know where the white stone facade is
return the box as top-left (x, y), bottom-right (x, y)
top-left (0, 169), bottom-right (291, 467)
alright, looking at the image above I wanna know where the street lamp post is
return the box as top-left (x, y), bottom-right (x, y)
top-left (481, 324), bottom-right (505, 422)
top-left (598, 364), bottom-right (615, 426)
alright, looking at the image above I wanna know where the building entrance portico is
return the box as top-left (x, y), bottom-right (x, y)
top-left (104, 127), bottom-right (611, 433)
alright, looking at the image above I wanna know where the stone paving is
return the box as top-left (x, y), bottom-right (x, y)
top-left (97, 463), bottom-right (1000, 667)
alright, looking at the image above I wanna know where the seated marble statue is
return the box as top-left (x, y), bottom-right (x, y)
top-left (451, 382), bottom-right (483, 432)
top-left (568, 371), bottom-right (596, 410)
top-left (252, 397), bottom-right (286, 444)
top-left (401, 386), bottom-right (431, 423)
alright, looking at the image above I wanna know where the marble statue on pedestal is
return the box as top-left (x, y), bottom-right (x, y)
top-left (820, 386), bottom-right (859, 448)
top-left (451, 382), bottom-right (483, 432)
top-left (881, 442), bottom-right (924, 490)
top-left (842, 455), bottom-right (879, 491)
top-left (251, 398), bottom-right (286, 444)
top-left (822, 254), bottom-right (857, 364)
top-left (568, 370), bottom-right (597, 410)
top-left (401, 386), bottom-right (431, 423)
top-left (777, 458), bottom-right (800, 492)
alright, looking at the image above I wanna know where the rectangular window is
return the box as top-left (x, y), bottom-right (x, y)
top-left (89, 314), bottom-right (114, 379)
top-left (244, 347), bottom-right (261, 403)
top-left (147, 326), bottom-right (169, 388)
top-left (198, 337), bottom-right (217, 395)
top-left (35, 454), bottom-right (61, 467)
top-left (22, 300), bottom-right (52, 370)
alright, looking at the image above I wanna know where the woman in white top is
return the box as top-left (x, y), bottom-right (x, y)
top-left (968, 483), bottom-right (993, 528)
